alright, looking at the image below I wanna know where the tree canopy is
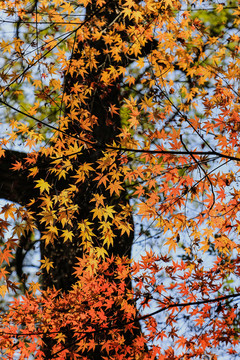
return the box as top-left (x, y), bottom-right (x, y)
top-left (0, 0), bottom-right (240, 359)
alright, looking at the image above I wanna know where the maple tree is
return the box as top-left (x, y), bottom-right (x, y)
top-left (0, 0), bottom-right (240, 359)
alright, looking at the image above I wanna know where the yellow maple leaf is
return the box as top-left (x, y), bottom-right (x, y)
top-left (35, 179), bottom-right (51, 194)
top-left (0, 284), bottom-right (7, 297)
top-left (91, 206), bottom-right (104, 220)
top-left (55, 332), bottom-right (66, 344)
top-left (61, 229), bottom-right (74, 242)
top-left (28, 281), bottom-right (41, 294)
top-left (60, 2), bottom-right (74, 15)
top-left (0, 39), bottom-right (13, 54)
top-left (32, 79), bottom-right (42, 89)
top-left (40, 256), bottom-right (54, 273)
top-left (95, 246), bottom-right (108, 259)
top-left (165, 237), bottom-right (178, 252)
top-left (114, 219), bottom-right (132, 236)
top-left (28, 166), bottom-right (39, 177)
top-left (103, 205), bottom-right (116, 221)
top-left (102, 228), bottom-right (115, 248)
top-left (90, 194), bottom-right (105, 207)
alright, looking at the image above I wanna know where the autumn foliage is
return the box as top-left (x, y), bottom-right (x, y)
top-left (0, 0), bottom-right (240, 359)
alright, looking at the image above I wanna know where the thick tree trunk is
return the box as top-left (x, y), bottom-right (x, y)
top-left (0, 2), bottom-right (151, 358)
top-left (39, 1), bottom-right (135, 293)
top-left (39, 3), bottom-right (138, 357)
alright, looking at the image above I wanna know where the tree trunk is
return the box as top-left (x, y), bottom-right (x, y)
top-left (39, 1), bottom-right (135, 292)
top-left (0, 1), bottom-right (142, 358)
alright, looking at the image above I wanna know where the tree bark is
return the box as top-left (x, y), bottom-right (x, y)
top-left (39, 0), bottom-right (136, 292)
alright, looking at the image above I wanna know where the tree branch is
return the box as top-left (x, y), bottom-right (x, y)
top-left (138, 292), bottom-right (240, 321)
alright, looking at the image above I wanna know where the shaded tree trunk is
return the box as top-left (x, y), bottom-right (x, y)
top-left (0, 1), bottom-right (154, 358)
top-left (39, 1), bottom-right (135, 292)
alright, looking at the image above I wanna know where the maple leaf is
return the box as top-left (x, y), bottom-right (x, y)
top-left (1, 203), bottom-right (16, 220)
top-left (91, 206), bottom-right (104, 220)
top-left (0, 248), bottom-right (14, 265)
top-left (61, 229), bottom-right (74, 242)
top-left (90, 194), bottom-right (105, 207)
top-left (10, 161), bottom-right (23, 171)
top-left (0, 267), bottom-right (9, 280)
top-left (78, 220), bottom-right (95, 241)
top-left (175, 336), bottom-right (187, 350)
top-left (0, 147), bottom-right (5, 158)
top-left (0, 39), bottom-right (13, 54)
top-left (40, 256), bottom-right (54, 273)
top-left (35, 179), bottom-right (51, 194)
top-left (55, 332), bottom-right (66, 344)
top-left (102, 205), bottom-right (116, 221)
top-left (28, 281), bottom-right (41, 294)
top-left (95, 246), bottom-right (108, 259)
top-left (0, 284), bottom-right (7, 297)
top-left (107, 180), bottom-right (124, 196)
top-left (194, 317), bottom-right (205, 326)
top-left (28, 166), bottom-right (39, 177)
top-left (109, 104), bottom-right (119, 117)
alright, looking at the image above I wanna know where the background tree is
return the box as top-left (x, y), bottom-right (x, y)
top-left (0, 0), bottom-right (240, 359)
